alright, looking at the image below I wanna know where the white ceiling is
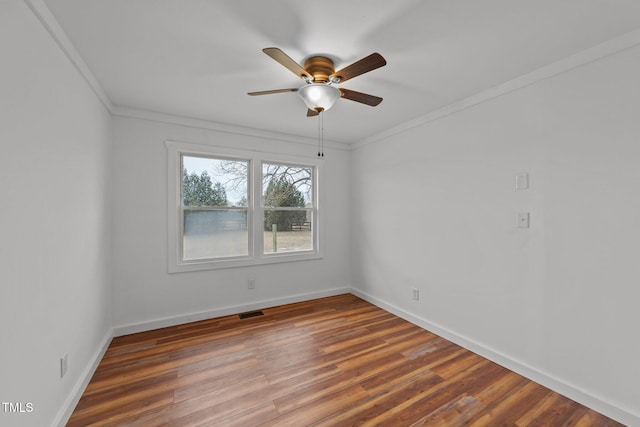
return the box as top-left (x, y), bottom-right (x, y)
top-left (42, 0), bottom-right (640, 144)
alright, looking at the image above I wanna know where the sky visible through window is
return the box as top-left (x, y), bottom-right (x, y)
top-left (184, 156), bottom-right (313, 208)
top-left (183, 155), bottom-right (247, 206)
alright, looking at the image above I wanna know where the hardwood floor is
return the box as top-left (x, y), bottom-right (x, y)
top-left (68, 294), bottom-right (623, 426)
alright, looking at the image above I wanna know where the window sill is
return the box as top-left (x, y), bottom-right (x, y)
top-left (168, 251), bottom-right (323, 273)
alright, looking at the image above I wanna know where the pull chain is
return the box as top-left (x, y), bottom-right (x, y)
top-left (317, 111), bottom-right (320, 157)
top-left (317, 111), bottom-right (324, 157)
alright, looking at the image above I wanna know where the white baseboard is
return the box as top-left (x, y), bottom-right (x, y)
top-left (54, 288), bottom-right (349, 426)
top-left (52, 328), bottom-right (113, 427)
top-left (350, 288), bottom-right (639, 427)
top-left (113, 287), bottom-right (351, 337)
top-left (56, 287), bottom-right (637, 427)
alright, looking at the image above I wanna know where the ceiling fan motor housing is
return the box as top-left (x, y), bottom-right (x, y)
top-left (304, 56), bottom-right (336, 83)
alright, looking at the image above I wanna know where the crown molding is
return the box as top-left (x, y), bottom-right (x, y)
top-left (352, 27), bottom-right (640, 150)
top-left (23, 0), bottom-right (350, 152)
top-left (27, 0), bottom-right (640, 153)
top-left (112, 105), bottom-right (350, 151)
top-left (24, 0), bottom-right (114, 113)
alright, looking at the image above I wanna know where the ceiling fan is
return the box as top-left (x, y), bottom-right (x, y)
top-left (248, 47), bottom-right (387, 117)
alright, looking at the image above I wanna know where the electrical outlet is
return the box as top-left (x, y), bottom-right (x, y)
top-left (60, 354), bottom-right (68, 378)
top-left (248, 279), bottom-right (255, 290)
top-left (412, 288), bottom-right (420, 301)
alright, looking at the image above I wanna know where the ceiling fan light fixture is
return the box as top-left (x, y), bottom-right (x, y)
top-left (298, 83), bottom-right (340, 112)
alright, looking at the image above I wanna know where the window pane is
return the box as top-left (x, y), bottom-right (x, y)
top-left (262, 163), bottom-right (313, 208)
top-left (183, 156), bottom-right (248, 207)
top-left (182, 155), bottom-right (249, 261)
top-left (183, 210), bottom-right (248, 260)
top-left (264, 210), bottom-right (312, 254)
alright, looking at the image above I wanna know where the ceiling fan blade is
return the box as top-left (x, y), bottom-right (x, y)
top-left (339, 88), bottom-right (383, 106)
top-left (263, 47), bottom-right (312, 80)
top-left (247, 88), bottom-right (298, 96)
top-left (307, 108), bottom-right (319, 117)
top-left (330, 53), bottom-right (386, 83)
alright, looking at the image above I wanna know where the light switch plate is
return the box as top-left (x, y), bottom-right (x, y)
top-left (517, 212), bottom-right (530, 228)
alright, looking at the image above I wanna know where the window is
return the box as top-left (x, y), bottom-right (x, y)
top-left (167, 141), bottom-right (320, 272)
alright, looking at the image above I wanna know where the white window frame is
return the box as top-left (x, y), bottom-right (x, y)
top-left (166, 140), bottom-right (322, 273)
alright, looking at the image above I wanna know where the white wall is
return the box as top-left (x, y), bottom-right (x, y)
top-left (7, 0), bottom-right (638, 424)
top-left (111, 116), bottom-right (351, 331)
top-left (351, 45), bottom-right (640, 423)
top-left (0, 1), bottom-right (113, 426)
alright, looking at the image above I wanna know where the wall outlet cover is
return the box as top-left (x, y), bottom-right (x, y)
top-left (60, 354), bottom-right (68, 378)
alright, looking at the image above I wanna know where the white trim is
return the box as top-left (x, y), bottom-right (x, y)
top-left (52, 288), bottom-right (639, 426)
top-left (113, 287), bottom-right (351, 336)
top-left (350, 288), bottom-right (640, 427)
top-left (166, 140), bottom-right (323, 273)
top-left (23, 0), bottom-right (114, 114)
top-left (25, 0), bottom-right (640, 153)
top-left (52, 287), bottom-right (346, 424)
top-left (114, 105), bottom-right (350, 151)
top-left (52, 328), bottom-right (113, 427)
top-left (24, 0), bottom-right (350, 152)
top-left (352, 27), bottom-right (640, 150)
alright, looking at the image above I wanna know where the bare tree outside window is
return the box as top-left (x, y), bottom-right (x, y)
top-left (167, 141), bottom-right (321, 272)
top-left (217, 161), bottom-right (312, 205)
top-left (261, 162), bottom-right (313, 254)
